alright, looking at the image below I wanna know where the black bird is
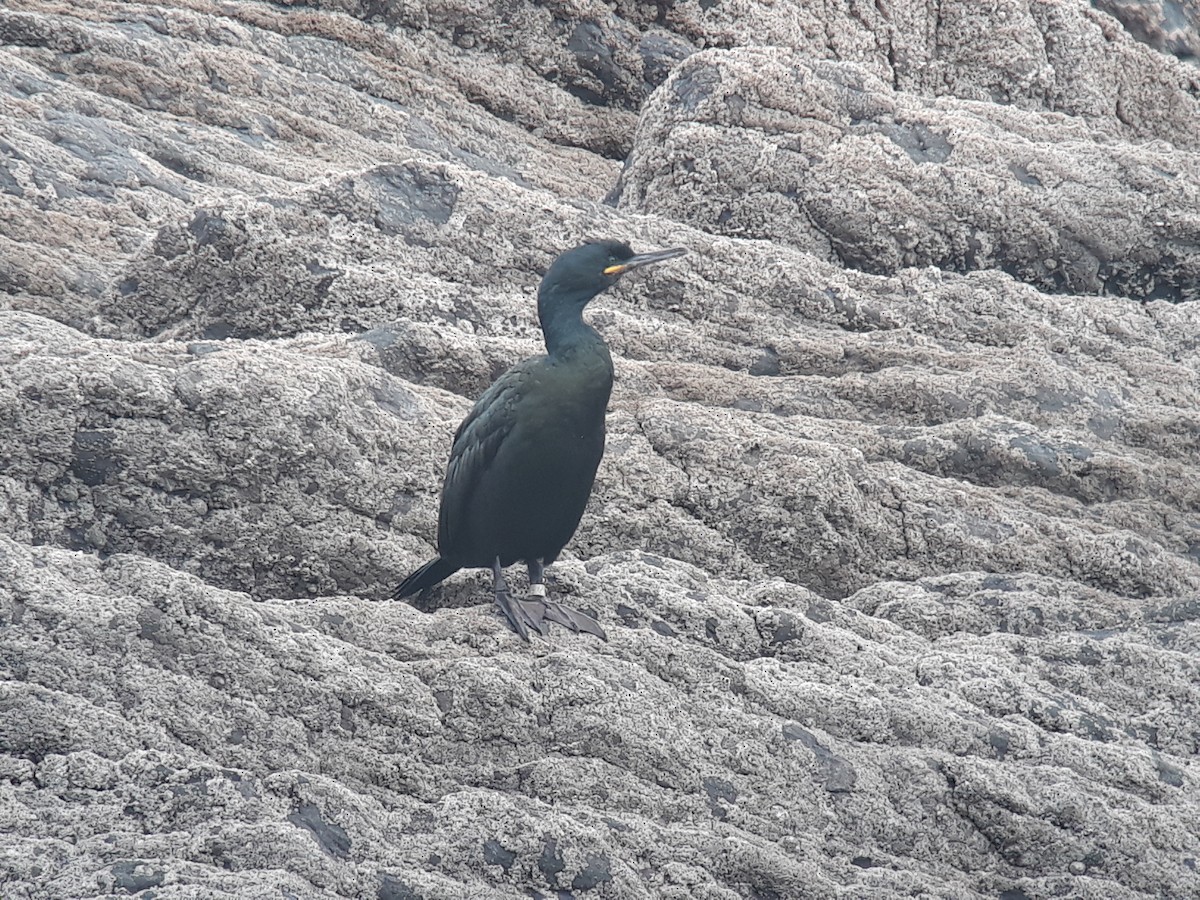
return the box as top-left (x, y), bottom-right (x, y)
top-left (393, 240), bottom-right (687, 640)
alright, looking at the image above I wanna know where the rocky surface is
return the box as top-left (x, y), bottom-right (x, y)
top-left (2, 1), bottom-right (1199, 898)
top-left (617, 49), bottom-right (1200, 301)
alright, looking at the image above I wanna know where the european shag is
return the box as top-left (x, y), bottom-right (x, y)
top-left (393, 240), bottom-right (687, 640)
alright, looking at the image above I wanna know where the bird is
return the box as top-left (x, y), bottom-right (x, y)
top-left (392, 240), bottom-right (687, 640)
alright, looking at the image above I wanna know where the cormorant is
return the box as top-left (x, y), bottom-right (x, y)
top-left (393, 240), bottom-right (687, 640)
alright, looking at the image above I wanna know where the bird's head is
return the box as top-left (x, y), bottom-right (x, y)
top-left (538, 240), bottom-right (687, 311)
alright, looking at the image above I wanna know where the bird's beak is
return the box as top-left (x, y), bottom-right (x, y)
top-left (603, 246), bottom-right (687, 276)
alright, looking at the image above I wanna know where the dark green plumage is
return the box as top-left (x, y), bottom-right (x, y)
top-left (393, 240), bottom-right (686, 640)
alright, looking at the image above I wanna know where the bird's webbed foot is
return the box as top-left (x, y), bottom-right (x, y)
top-left (525, 559), bottom-right (607, 641)
top-left (489, 558), bottom-right (608, 641)
top-left (492, 558), bottom-right (545, 641)
top-left (538, 600), bottom-right (607, 640)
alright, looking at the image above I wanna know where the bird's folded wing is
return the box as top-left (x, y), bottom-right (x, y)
top-left (437, 364), bottom-right (534, 551)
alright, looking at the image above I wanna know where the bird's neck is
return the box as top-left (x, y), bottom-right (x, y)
top-left (539, 300), bottom-right (606, 360)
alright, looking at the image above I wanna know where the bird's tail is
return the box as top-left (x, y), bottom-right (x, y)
top-left (391, 556), bottom-right (460, 600)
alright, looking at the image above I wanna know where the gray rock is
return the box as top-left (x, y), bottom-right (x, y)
top-left (1097, 0), bottom-right (1200, 58)
top-left (616, 48), bottom-right (1200, 301)
top-left (2, 1), bottom-right (1199, 898)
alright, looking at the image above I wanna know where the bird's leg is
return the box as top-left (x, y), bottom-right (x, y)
top-left (527, 558), bottom-right (547, 598)
top-left (530, 558), bottom-right (608, 641)
top-left (492, 557), bottom-right (544, 641)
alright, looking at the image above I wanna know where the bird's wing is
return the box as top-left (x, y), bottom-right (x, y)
top-left (437, 358), bottom-right (542, 553)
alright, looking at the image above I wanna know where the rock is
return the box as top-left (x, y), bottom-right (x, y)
top-left (2, 1), bottom-right (1199, 898)
top-left (1096, 0), bottom-right (1200, 58)
top-left (615, 48), bottom-right (1200, 301)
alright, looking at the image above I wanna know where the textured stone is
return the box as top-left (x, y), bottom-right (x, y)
top-left (2, 1), bottom-right (1199, 899)
top-left (616, 48), bottom-right (1200, 301)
